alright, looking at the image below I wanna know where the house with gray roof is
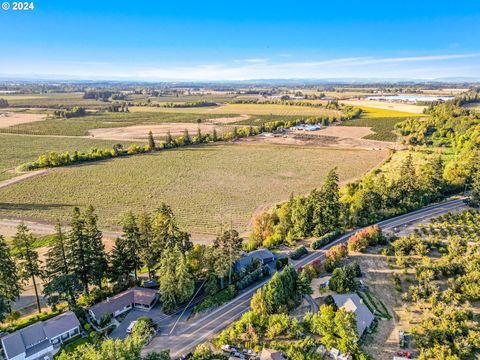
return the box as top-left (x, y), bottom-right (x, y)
top-left (332, 293), bottom-right (375, 337)
top-left (234, 249), bottom-right (275, 272)
top-left (88, 287), bottom-right (159, 322)
top-left (0, 311), bottom-right (80, 360)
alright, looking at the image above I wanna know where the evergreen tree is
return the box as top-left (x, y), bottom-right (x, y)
top-left (12, 223), bottom-right (42, 313)
top-left (175, 252), bottom-right (195, 304)
top-left (138, 212), bottom-right (156, 280)
top-left (83, 206), bottom-right (108, 288)
top-left (147, 130), bottom-right (156, 151)
top-left (195, 127), bottom-right (202, 143)
top-left (43, 221), bottom-right (81, 308)
top-left (0, 236), bottom-right (20, 318)
top-left (469, 164), bottom-right (480, 207)
top-left (165, 131), bottom-right (173, 148)
top-left (109, 237), bottom-right (135, 284)
top-left (121, 212), bottom-right (142, 280)
top-left (212, 128), bottom-right (218, 142)
top-left (183, 129), bottom-right (191, 145)
top-left (66, 207), bottom-right (90, 294)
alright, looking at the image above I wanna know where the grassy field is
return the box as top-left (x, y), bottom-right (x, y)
top-left (0, 112), bottom-right (233, 136)
top-left (0, 134), bottom-right (141, 181)
top-left (130, 103), bottom-right (343, 117)
top-left (0, 143), bottom-right (386, 238)
top-left (1, 92), bottom-right (105, 108)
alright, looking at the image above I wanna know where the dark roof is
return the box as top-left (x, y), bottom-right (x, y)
top-left (89, 287), bottom-right (157, 319)
top-left (43, 311), bottom-right (80, 339)
top-left (333, 293), bottom-right (375, 336)
top-left (235, 249), bottom-right (275, 270)
top-left (1, 311), bottom-right (80, 360)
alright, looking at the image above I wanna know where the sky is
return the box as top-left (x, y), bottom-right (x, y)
top-left (1, 0), bottom-right (480, 81)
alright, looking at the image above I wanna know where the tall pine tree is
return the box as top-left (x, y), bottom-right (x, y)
top-left (121, 212), bottom-right (142, 280)
top-left (43, 221), bottom-right (81, 308)
top-left (0, 236), bottom-right (20, 319)
top-left (84, 206), bottom-right (108, 288)
top-left (12, 223), bottom-right (42, 313)
top-left (66, 207), bottom-right (90, 294)
top-left (138, 212), bottom-right (156, 280)
top-left (147, 130), bottom-right (156, 151)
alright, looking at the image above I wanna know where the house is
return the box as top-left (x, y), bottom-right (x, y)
top-left (260, 348), bottom-right (287, 360)
top-left (234, 249), bottom-right (275, 272)
top-left (88, 287), bottom-right (159, 322)
top-left (332, 293), bottom-right (374, 337)
top-left (0, 311), bottom-right (81, 360)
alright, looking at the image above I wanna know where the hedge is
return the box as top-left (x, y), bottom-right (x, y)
top-left (311, 229), bottom-right (343, 250)
top-left (290, 245), bottom-right (308, 260)
top-left (236, 265), bottom-right (270, 291)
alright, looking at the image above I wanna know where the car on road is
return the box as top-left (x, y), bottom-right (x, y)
top-left (221, 344), bottom-right (238, 352)
top-left (126, 320), bottom-right (138, 334)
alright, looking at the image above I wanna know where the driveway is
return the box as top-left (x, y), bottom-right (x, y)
top-left (110, 303), bottom-right (178, 340)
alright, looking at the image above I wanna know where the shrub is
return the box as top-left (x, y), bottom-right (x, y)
top-left (347, 225), bottom-right (383, 252)
top-left (193, 285), bottom-right (237, 313)
top-left (276, 257), bottom-right (289, 271)
top-left (236, 265), bottom-right (270, 291)
top-left (290, 245), bottom-right (308, 260)
top-left (98, 313), bottom-right (112, 328)
top-left (311, 229), bottom-right (343, 250)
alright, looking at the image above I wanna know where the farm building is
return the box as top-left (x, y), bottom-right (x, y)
top-left (88, 287), bottom-right (159, 322)
top-left (0, 311), bottom-right (81, 360)
top-left (260, 348), bottom-right (288, 360)
top-left (332, 293), bottom-right (375, 337)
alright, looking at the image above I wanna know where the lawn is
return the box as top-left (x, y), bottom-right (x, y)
top-left (0, 143), bottom-right (386, 238)
top-left (0, 134), bottom-right (142, 181)
top-left (130, 103), bottom-right (343, 117)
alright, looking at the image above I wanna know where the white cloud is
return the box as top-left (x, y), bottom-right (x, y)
top-left (2, 53), bottom-right (479, 81)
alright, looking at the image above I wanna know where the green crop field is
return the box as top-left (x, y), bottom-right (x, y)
top-left (0, 134), bottom-right (141, 181)
top-left (0, 112), bottom-right (233, 136)
top-left (130, 103), bottom-right (343, 117)
top-left (1, 92), bottom-right (106, 108)
top-left (339, 117), bottom-right (406, 142)
top-left (338, 106), bottom-right (424, 141)
top-left (0, 143), bottom-right (386, 238)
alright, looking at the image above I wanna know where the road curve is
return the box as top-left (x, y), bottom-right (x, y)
top-left (144, 197), bottom-right (466, 357)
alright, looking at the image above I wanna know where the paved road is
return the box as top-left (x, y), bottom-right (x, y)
top-left (143, 197), bottom-right (466, 358)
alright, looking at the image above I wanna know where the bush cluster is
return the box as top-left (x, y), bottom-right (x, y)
top-left (311, 229), bottom-right (343, 250)
top-left (290, 245), bottom-right (308, 260)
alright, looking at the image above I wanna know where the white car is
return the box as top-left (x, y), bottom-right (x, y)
top-left (126, 320), bottom-right (138, 334)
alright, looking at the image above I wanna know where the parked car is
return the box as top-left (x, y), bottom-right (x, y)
top-left (221, 344), bottom-right (237, 352)
top-left (126, 320), bottom-right (138, 334)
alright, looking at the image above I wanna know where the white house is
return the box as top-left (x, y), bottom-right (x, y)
top-left (0, 311), bottom-right (81, 360)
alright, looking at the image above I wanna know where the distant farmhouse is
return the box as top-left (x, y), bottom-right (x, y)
top-left (332, 293), bottom-right (375, 337)
top-left (88, 287), bottom-right (159, 322)
top-left (1, 311), bottom-right (80, 360)
top-left (234, 249), bottom-right (275, 272)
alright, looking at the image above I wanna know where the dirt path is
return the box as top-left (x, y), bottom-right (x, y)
top-left (0, 169), bottom-right (49, 190)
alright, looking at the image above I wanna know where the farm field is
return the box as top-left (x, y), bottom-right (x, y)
top-left (339, 117), bottom-right (406, 142)
top-left (130, 103), bottom-right (343, 117)
top-left (338, 106), bottom-right (424, 141)
top-left (1, 92), bottom-right (106, 108)
top-left (341, 99), bottom-right (427, 114)
top-left (0, 143), bottom-right (387, 239)
top-left (0, 111), bottom-right (233, 136)
top-left (0, 112), bottom-right (46, 128)
top-left (0, 134), bottom-right (141, 181)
